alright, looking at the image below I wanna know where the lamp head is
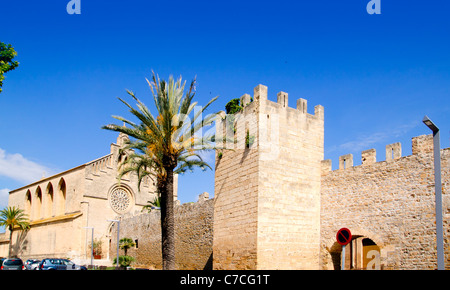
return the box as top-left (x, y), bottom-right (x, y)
top-left (423, 116), bottom-right (439, 133)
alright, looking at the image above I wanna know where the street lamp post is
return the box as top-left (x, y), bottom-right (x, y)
top-left (422, 115), bottom-right (444, 270)
top-left (108, 219), bottom-right (121, 270)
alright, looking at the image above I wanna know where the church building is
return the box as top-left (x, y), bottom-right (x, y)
top-left (0, 132), bottom-right (177, 265)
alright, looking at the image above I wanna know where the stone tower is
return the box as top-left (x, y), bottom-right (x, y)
top-left (213, 84), bottom-right (324, 269)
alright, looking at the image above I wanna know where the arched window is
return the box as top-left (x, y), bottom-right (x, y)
top-left (45, 182), bottom-right (54, 218)
top-left (35, 187), bottom-right (42, 220)
top-left (57, 178), bottom-right (66, 216)
top-left (25, 190), bottom-right (32, 217)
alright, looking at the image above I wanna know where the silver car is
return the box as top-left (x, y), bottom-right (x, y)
top-left (24, 259), bottom-right (40, 270)
top-left (38, 258), bottom-right (87, 270)
top-left (1, 258), bottom-right (24, 270)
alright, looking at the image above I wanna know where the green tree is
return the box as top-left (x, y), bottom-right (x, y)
top-left (142, 196), bottom-right (161, 212)
top-left (0, 206), bottom-right (30, 258)
top-left (225, 98), bottom-right (242, 114)
top-left (113, 255), bottom-right (135, 269)
top-left (119, 237), bottom-right (136, 256)
top-left (0, 42), bottom-right (19, 93)
top-left (103, 72), bottom-right (217, 269)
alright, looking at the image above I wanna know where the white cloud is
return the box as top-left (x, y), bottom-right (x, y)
top-left (0, 188), bottom-right (10, 208)
top-left (327, 121), bottom-right (418, 155)
top-left (0, 148), bottom-right (54, 184)
top-left (0, 188), bottom-right (9, 197)
top-left (335, 132), bottom-right (389, 153)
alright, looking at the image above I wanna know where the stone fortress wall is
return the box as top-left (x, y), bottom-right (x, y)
top-left (320, 134), bottom-right (450, 269)
top-left (111, 84), bottom-right (449, 270)
top-left (109, 192), bottom-right (213, 270)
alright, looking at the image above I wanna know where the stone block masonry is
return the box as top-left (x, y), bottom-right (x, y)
top-left (104, 86), bottom-right (449, 270)
top-left (109, 196), bottom-right (213, 270)
top-left (214, 84), bottom-right (324, 269)
top-left (321, 134), bottom-right (450, 270)
top-left (108, 106), bottom-right (449, 270)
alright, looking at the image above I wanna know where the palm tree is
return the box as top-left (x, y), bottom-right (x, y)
top-left (0, 206), bottom-right (30, 258)
top-left (119, 237), bottom-right (136, 256)
top-left (102, 72), bottom-right (217, 269)
top-left (142, 196), bottom-right (161, 212)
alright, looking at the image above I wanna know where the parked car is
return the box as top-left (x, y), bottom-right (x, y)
top-left (24, 259), bottom-right (41, 270)
top-left (1, 258), bottom-right (24, 270)
top-left (30, 260), bottom-right (41, 270)
top-left (38, 258), bottom-right (87, 270)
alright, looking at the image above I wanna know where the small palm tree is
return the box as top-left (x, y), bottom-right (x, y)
top-left (103, 72), bottom-right (217, 269)
top-left (119, 237), bottom-right (136, 256)
top-left (113, 255), bottom-right (135, 269)
top-left (142, 196), bottom-right (161, 212)
top-left (0, 206), bottom-right (30, 258)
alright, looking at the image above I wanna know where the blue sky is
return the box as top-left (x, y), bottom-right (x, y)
top-left (0, 0), bottom-right (449, 208)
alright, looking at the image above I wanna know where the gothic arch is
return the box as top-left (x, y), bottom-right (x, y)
top-left (34, 186), bottom-right (43, 220)
top-left (25, 190), bottom-right (32, 217)
top-left (57, 178), bottom-right (66, 216)
top-left (107, 220), bottom-right (121, 261)
top-left (45, 182), bottom-right (54, 218)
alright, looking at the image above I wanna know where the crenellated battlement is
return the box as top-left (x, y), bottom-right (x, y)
top-left (216, 84), bottom-right (324, 153)
top-left (321, 134), bottom-right (447, 174)
top-left (238, 84), bottom-right (324, 120)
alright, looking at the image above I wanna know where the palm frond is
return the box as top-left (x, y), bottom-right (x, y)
top-left (0, 206), bottom-right (30, 230)
top-left (103, 72), bottom-right (218, 192)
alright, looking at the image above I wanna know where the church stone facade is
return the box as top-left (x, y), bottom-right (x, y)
top-left (0, 132), bottom-right (177, 265)
top-left (2, 83), bottom-right (449, 269)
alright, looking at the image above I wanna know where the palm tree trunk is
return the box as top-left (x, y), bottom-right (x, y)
top-left (159, 168), bottom-right (175, 270)
top-left (8, 226), bottom-right (13, 258)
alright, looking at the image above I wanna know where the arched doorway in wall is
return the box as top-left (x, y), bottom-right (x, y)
top-left (107, 220), bottom-right (120, 263)
top-left (329, 236), bottom-right (381, 270)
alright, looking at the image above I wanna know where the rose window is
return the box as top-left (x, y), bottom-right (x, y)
top-left (109, 187), bottom-right (133, 214)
